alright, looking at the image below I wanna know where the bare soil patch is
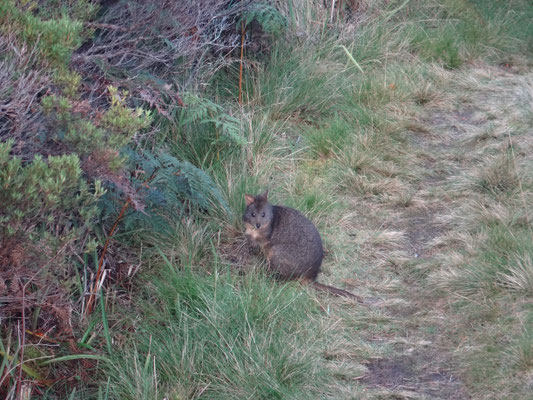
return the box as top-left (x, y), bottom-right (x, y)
top-left (363, 351), bottom-right (466, 399)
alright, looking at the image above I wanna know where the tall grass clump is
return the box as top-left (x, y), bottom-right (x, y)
top-left (246, 42), bottom-right (347, 122)
top-left (433, 147), bottom-right (533, 298)
top-left (403, 0), bottom-right (530, 68)
top-left (105, 260), bottom-right (326, 399)
top-left (435, 224), bottom-right (533, 297)
top-left (303, 115), bottom-right (353, 159)
top-left (469, 0), bottom-right (533, 50)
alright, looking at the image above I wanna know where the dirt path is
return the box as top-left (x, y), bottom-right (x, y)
top-left (343, 65), bottom-right (532, 399)
top-left (357, 97), bottom-right (472, 399)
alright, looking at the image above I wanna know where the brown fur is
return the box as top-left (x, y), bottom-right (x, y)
top-left (243, 191), bottom-right (360, 300)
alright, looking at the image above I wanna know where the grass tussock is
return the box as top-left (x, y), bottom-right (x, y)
top-left (106, 261), bottom-right (327, 399)
top-left (473, 153), bottom-right (521, 195)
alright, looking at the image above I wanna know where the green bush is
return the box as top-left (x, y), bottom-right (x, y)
top-left (0, 0), bottom-right (83, 67)
top-left (29, 0), bottom-right (99, 21)
top-left (41, 86), bottom-right (152, 170)
top-left (0, 139), bottom-right (104, 242)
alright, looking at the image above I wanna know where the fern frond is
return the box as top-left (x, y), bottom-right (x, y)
top-left (100, 147), bottom-right (230, 235)
top-left (241, 3), bottom-right (287, 36)
top-left (179, 93), bottom-right (222, 125)
top-left (179, 93), bottom-right (246, 146)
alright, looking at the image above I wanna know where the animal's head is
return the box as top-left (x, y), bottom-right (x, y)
top-left (243, 191), bottom-right (273, 238)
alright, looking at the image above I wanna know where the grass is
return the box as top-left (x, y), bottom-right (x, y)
top-left (421, 63), bottom-right (533, 397)
top-left (105, 260), bottom-right (329, 399)
top-left (4, 0), bottom-right (533, 399)
top-left (203, 3), bottom-right (533, 396)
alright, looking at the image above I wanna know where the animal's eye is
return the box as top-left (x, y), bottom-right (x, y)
top-left (251, 212), bottom-right (256, 217)
top-left (261, 213), bottom-right (265, 217)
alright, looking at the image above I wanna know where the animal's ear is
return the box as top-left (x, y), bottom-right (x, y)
top-left (244, 194), bottom-right (255, 206)
top-left (259, 190), bottom-right (269, 201)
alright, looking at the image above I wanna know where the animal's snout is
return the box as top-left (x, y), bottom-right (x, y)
top-left (256, 223), bottom-right (261, 229)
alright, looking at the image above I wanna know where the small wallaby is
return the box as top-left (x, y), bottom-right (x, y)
top-left (243, 191), bottom-right (360, 300)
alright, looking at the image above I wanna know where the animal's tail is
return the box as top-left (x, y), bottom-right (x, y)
top-left (310, 281), bottom-right (363, 302)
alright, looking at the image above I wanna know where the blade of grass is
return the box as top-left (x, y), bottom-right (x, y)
top-left (156, 247), bottom-right (173, 269)
top-left (384, 0), bottom-right (411, 22)
top-left (0, 335), bottom-right (9, 379)
top-left (72, 256), bottom-right (85, 298)
top-left (79, 318), bottom-right (99, 345)
top-left (335, 45), bottom-right (365, 73)
top-left (98, 377), bottom-right (111, 400)
top-left (0, 348), bottom-right (44, 381)
top-left (40, 354), bottom-right (111, 366)
top-left (100, 288), bottom-right (113, 356)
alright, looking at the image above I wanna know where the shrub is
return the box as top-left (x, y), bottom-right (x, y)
top-left (41, 85), bottom-right (152, 175)
top-left (0, 139), bottom-right (104, 345)
top-left (0, 0), bottom-right (83, 67)
top-left (0, 138), bottom-right (103, 245)
top-left (0, 38), bottom-right (50, 150)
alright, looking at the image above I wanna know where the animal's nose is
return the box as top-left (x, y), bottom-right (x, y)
top-left (256, 223), bottom-right (261, 229)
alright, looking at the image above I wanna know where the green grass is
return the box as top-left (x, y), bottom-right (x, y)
top-left (303, 115), bottom-right (353, 159)
top-left (110, 1), bottom-right (533, 398)
top-left (105, 260), bottom-right (328, 399)
top-left (422, 57), bottom-right (533, 398)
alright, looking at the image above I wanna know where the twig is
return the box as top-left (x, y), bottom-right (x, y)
top-left (330, 0), bottom-right (337, 23)
top-left (84, 22), bottom-right (129, 32)
top-left (85, 169), bottom-right (158, 316)
top-left (16, 281), bottom-right (25, 400)
top-left (238, 20), bottom-right (246, 105)
top-left (507, 131), bottom-right (532, 239)
top-left (85, 198), bottom-right (131, 316)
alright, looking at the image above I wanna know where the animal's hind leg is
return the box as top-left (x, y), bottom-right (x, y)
top-left (267, 245), bottom-right (318, 280)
